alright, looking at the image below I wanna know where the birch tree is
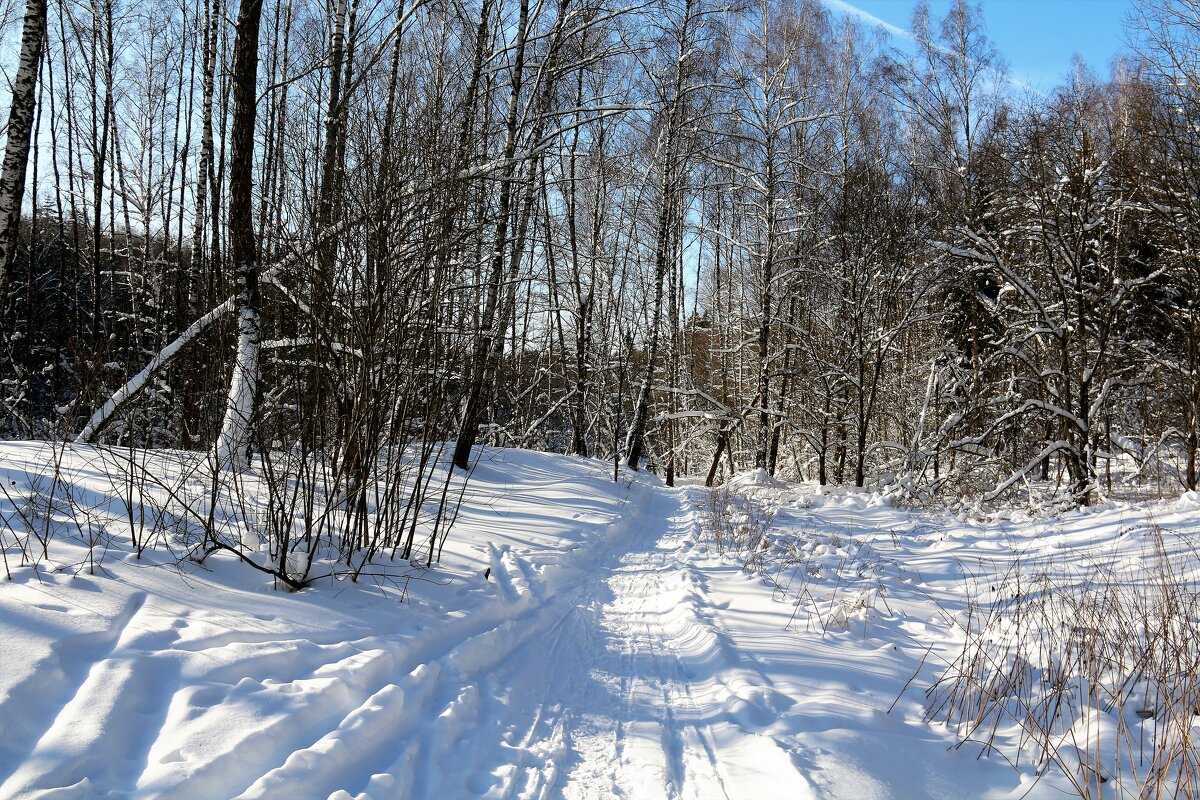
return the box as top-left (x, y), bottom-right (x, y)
top-left (0, 0), bottom-right (48, 323)
top-left (214, 0), bottom-right (265, 468)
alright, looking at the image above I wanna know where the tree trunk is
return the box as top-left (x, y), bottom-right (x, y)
top-left (624, 182), bottom-right (671, 470)
top-left (305, 0), bottom-right (352, 447)
top-left (625, 0), bottom-right (694, 470)
top-left (767, 296), bottom-right (795, 475)
top-left (1188, 379), bottom-right (1199, 491)
top-left (1075, 376), bottom-right (1092, 504)
top-left (705, 426), bottom-right (728, 487)
top-left (753, 147), bottom-right (776, 471)
top-left (189, 0), bottom-right (220, 301)
top-left (0, 0), bottom-right (47, 321)
top-left (452, 0), bottom-right (531, 470)
top-left (90, 0), bottom-right (114, 336)
top-left (214, 0), bottom-right (265, 469)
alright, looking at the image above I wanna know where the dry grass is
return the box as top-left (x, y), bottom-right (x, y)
top-left (926, 525), bottom-right (1200, 798)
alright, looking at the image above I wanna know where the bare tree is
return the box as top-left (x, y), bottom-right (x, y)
top-left (213, 0), bottom-right (265, 468)
top-left (0, 0), bottom-right (48, 323)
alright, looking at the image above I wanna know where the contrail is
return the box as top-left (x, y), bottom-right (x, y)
top-left (818, 0), bottom-right (1044, 96)
top-left (819, 0), bottom-right (913, 40)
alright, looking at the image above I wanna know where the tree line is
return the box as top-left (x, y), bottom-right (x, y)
top-left (0, 0), bottom-right (1198, 507)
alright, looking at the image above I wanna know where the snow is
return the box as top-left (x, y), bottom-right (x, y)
top-left (1, 442), bottom-right (1198, 798)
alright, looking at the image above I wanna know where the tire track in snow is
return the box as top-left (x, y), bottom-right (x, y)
top-left (2, 653), bottom-right (179, 797)
top-left (0, 475), bottom-right (813, 800)
top-left (219, 479), bottom-right (648, 799)
top-left (406, 482), bottom-right (815, 800)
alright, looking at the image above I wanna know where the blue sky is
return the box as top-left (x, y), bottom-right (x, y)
top-left (822, 0), bottom-right (1134, 93)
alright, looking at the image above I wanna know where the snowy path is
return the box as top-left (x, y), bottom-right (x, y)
top-left (11, 444), bottom-right (1184, 798)
top-left (410, 484), bottom-right (813, 800)
top-left (0, 459), bottom-right (819, 800)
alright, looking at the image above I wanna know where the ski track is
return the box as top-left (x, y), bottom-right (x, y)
top-left (409, 484), bottom-right (815, 800)
top-left (0, 478), bottom-right (821, 799)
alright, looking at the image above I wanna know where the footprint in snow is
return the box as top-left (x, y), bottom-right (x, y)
top-left (33, 603), bottom-right (70, 613)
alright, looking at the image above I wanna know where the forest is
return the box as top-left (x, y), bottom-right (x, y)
top-left (9, 3), bottom-right (1200, 796)
top-left (1, 0), bottom-right (1198, 511)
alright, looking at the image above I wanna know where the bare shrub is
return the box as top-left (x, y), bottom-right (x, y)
top-left (702, 484), bottom-right (777, 563)
top-left (701, 484), bottom-right (899, 637)
top-left (925, 524), bottom-right (1200, 798)
top-left (0, 439), bottom-right (115, 575)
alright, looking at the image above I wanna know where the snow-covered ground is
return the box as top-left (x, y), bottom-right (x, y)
top-left (1, 443), bottom-right (1199, 799)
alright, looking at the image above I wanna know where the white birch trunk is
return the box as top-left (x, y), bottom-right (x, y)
top-left (76, 297), bottom-right (235, 442)
top-left (74, 218), bottom-right (356, 444)
top-left (0, 0), bottom-right (48, 306)
top-left (215, 0), bottom-right (265, 470)
top-left (215, 292), bottom-right (259, 468)
top-left (189, 0), bottom-right (220, 279)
